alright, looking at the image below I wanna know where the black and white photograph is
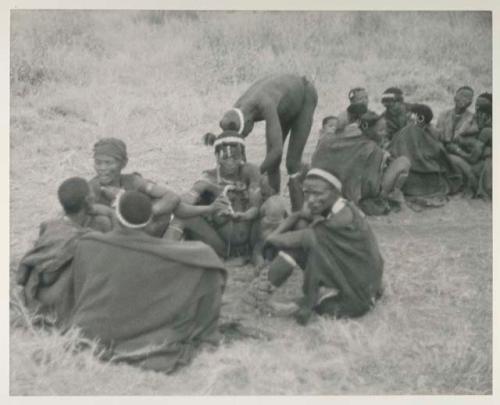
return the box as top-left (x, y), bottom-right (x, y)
top-left (7, 0), bottom-right (495, 397)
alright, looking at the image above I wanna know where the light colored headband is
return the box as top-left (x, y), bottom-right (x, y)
top-left (213, 136), bottom-right (245, 148)
top-left (231, 108), bottom-right (245, 135)
top-left (115, 194), bottom-right (152, 229)
top-left (307, 168), bottom-right (342, 191)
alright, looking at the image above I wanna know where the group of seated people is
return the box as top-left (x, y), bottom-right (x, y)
top-left (16, 84), bottom-right (492, 374)
top-left (314, 86), bottom-right (492, 213)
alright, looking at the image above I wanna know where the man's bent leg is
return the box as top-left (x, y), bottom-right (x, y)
top-left (168, 216), bottom-right (227, 258)
top-left (380, 156), bottom-right (410, 197)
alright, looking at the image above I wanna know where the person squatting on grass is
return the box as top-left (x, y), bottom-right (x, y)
top-left (164, 130), bottom-right (264, 261)
top-left (16, 177), bottom-right (114, 326)
top-left (311, 111), bottom-right (411, 216)
top-left (205, 73), bottom-right (318, 212)
top-left (67, 191), bottom-right (227, 374)
top-left (244, 168), bottom-right (384, 326)
top-left (89, 137), bottom-right (226, 237)
top-left (387, 103), bottom-right (466, 210)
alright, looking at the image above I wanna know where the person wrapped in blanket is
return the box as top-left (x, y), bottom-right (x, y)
top-left (16, 177), bottom-right (114, 326)
top-left (311, 111), bottom-right (410, 215)
top-left (164, 130), bottom-right (263, 261)
top-left (89, 137), bottom-right (224, 237)
top-left (244, 168), bottom-right (384, 325)
top-left (388, 103), bottom-right (461, 209)
top-left (67, 191), bottom-right (227, 374)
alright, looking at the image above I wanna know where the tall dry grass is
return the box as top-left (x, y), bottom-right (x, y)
top-left (10, 10), bottom-right (492, 395)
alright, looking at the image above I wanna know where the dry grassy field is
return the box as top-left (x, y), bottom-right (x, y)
top-left (9, 10), bottom-right (492, 395)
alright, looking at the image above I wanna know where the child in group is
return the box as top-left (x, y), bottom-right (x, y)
top-left (251, 175), bottom-right (288, 270)
top-left (319, 116), bottom-right (339, 139)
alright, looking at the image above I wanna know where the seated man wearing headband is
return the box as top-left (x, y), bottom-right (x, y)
top-left (165, 130), bottom-right (263, 261)
top-left (311, 111), bottom-right (410, 215)
top-left (204, 73), bottom-right (318, 212)
top-left (68, 191), bottom-right (227, 374)
top-left (245, 168), bottom-right (384, 325)
top-left (17, 177), bottom-right (114, 326)
top-left (90, 137), bottom-right (224, 237)
top-left (381, 87), bottom-right (413, 144)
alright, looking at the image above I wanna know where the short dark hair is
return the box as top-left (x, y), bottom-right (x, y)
top-left (118, 191), bottom-right (153, 227)
top-left (347, 103), bottom-right (368, 120)
top-left (322, 115), bottom-right (338, 127)
top-left (57, 177), bottom-right (90, 215)
top-left (456, 86), bottom-right (474, 94)
top-left (382, 87), bottom-right (404, 101)
top-left (359, 111), bottom-right (383, 130)
top-left (477, 92), bottom-right (492, 103)
top-left (410, 103), bottom-right (434, 124)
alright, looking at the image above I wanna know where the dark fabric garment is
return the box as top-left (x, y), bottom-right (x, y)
top-left (389, 123), bottom-right (457, 197)
top-left (383, 104), bottom-right (410, 141)
top-left (301, 202), bottom-right (384, 318)
top-left (311, 135), bottom-right (385, 204)
top-left (68, 231), bottom-right (227, 373)
top-left (16, 217), bottom-right (92, 325)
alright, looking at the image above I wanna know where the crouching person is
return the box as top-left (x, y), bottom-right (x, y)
top-left (245, 168), bottom-right (384, 325)
top-left (68, 191), bottom-right (227, 374)
top-left (16, 177), bottom-right (113, 326)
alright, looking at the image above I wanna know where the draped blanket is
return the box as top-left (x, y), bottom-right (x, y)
top-left (17, 218), bottom-right (88, 324)
top-left (68, 231), bottom-right (227, 373)
top-left (312, 135), bottom-right (385, 203)
top-left (301, 202), bottom-right (384, 315)
top-left (389, 124), bottom-right (456, 196)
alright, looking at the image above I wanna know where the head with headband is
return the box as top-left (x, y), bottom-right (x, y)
top-left (115, 191), bottom-right (153, 231)
top-left (303, 167), bottom-right (343, 216)
top-left (219, 107), bottom-right (254, 136)
top-left (207, 130), bottom-right (246, 176)
top-left (381, 87), bottom-right (404, 115)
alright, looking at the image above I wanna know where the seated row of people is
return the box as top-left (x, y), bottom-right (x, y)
top-left (316, 86), bottom-right (492, 213)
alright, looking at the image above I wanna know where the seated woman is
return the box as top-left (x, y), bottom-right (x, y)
top-left (164, 130), bottom-right (263, 260)
top-left (311, 112), bottom-right (410, 215)
top-left (245, 168), bottom-right (384, 325)
top-left (89, 137), bottom-right (222, 237)
top-left (68, 191), bottom-right (227, 374)
top-left (388, 104), bottom-right (460, 208)
top-left (17, 177), bottom-right (113, 326)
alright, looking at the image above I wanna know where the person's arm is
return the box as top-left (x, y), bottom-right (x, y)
top-left (260, 99), bottom-right (284, 174)
top-left (233, 164), bottom-right (263, 221)
top-left (137, 180), bottom-right (181, 217)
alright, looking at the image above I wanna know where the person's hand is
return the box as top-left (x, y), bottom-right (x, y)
top-left (100, 186), bottom-right (122, 201)
top-left (294, 307), bottom-right (312, 326)
top-left (211, 194), bottom-right (232, 214)
top-left (299, 205), bottom-right (313, 221)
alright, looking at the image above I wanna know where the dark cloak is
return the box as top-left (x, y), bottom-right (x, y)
top-left (68, 231), bottom-right (227, 373)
